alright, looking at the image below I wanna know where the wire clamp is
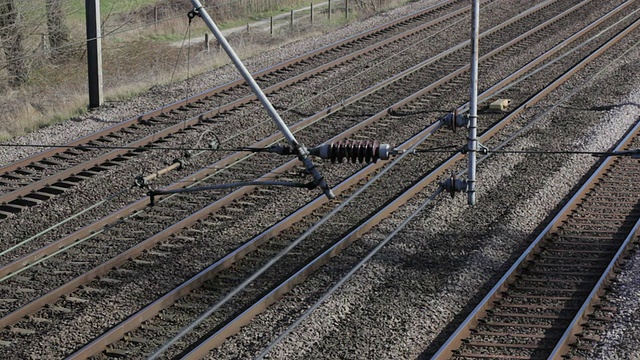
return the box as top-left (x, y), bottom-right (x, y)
top-left (268, 144), bottom-right (294, 155)
top-left (608, 149), bottom-right (640, 158)
top-left (478, 143), bottom-right (489, 155)
top-left (188, 7), bottom-right (201, 21)
top-left (134, 175), bottom-right (149, 189)
top-left (173, 159), bottom-right (185, 170)
top-left (147, 190), bottom-right (157, 206)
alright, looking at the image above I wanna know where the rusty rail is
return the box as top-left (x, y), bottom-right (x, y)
top-left (0, 1), bottom-right (629, 356)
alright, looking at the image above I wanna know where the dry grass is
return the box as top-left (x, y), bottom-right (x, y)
top-left (0, 0), bottom-right (413, 140)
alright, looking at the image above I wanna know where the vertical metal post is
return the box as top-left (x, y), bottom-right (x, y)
top-left (204, 33), bottom-right (210, 53)
top-left (467, 0), bottom-right (480, 205)
top-left (154, 5), bottom-right (158, 30)
top-left (345, 0), bottom-right (348, 18)
top-left (291, 9), bottom-right (294, 27)
top-left (86, 0), bottom-right (103, 108)
top-left (41, 33), bottom-right (48, 51)
top-left (310, 3), bottom-right (314, 24)
top-left (270, 16), bottom-right (273, 35)
top-left (188, 0), bottom-right (335, 199)
top-left (328, 0), bottom-right (332, 20)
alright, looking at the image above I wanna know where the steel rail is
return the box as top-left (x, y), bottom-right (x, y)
top-left (0, 0), bottom-right (477, 214)
top-left (432, 125), bottom-right (640, 360)
top-left (0, 10), bottom-right (482, 268)
top-left (0, 0), bottom-right (462, 176)
top-left (258, 15), bottom-right (640, 355)
top-left (178, 127), bottom-right (448, 360)
top-left (550, 217), bottom-right (640, 358)
top-left (186, 1), bottom-right (480, 122)
top-left (133, 9), bottom-right (638, 357)
top-left (0, 0), bottom-right (566, 276)
top-left (66, 107), bottom-right (445, 360)
top-left (0, 2), bottom-right (568, 232)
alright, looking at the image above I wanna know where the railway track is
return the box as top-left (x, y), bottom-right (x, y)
top-left (0, 0), bottom-right (600, 275)
top-left (1, 0), bottom-right (639, 358)
top-left (431, 114), bottom-right (640, 360)
top-left (0, 0), bottom-right (476, 219)
top-left (0, 0), bottom-right (568, 268)
top-left (27, 2), bottom-right (633, 358)
top-left (1, 0), bottom-right (617, 265)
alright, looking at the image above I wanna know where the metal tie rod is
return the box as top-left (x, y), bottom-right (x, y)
top-left (188, 0), bottom-right (335, 199)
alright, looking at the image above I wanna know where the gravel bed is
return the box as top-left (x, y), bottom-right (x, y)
top-left (0, 0), bottom-right (598, 260)
top-left (0, 0), bottom-right (514, 259)
top-left (0, 0), bottom-right (473, 262)
top-left (2, 0), bottom-right (639, 358)
top-left (210, 19), bottom-right (640, 360)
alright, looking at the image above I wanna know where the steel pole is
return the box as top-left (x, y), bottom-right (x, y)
top-left (188, 0), bottom-right (334, 199)
top-left (467, 0), bottom-right (479, 205)
top-left (86, 0), bottom-right (103, 108)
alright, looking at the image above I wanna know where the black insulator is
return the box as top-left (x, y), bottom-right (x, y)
top-left (312, 140), bottom-right (390, 164)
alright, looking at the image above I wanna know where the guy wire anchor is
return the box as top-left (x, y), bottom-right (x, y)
top-left (187, 0), bottom-right (334, 199)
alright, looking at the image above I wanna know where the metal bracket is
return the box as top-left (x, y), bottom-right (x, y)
top-left (188, 7), bottom-right (201, 21)
top-left (461, 141), bottom-right (488, 155)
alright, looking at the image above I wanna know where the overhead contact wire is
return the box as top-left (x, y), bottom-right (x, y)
top-left (149, 117), bottom-right (438, 359)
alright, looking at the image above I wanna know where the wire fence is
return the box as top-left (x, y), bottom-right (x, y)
top-left (0, 0), bottom-right (398, 140)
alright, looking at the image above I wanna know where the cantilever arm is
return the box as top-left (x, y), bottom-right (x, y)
top-left (187, 1), bottom-right (335, 199)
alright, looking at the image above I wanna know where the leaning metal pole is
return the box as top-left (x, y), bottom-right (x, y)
top-left (467, 0), bottom-right (480, 205)
top-left (188, 0), bottom-right (335, 199)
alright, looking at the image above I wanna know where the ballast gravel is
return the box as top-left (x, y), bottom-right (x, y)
top-left (2, 0), bottom-right (640, 359)
top-left (212, 33), bottom-right (640, 359)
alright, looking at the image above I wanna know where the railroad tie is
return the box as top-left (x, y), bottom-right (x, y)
top-left (104, 347), bottom-right (128, 357)
top-left (124, 335), bottom-right (150, 344)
